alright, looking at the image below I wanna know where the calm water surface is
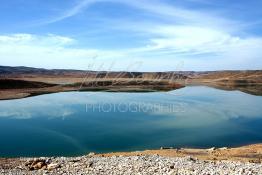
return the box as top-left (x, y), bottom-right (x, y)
top-left (0, 86), bottom-right (262, 157)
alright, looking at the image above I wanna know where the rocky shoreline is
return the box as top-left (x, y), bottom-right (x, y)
top-left (2, 155), bottom-right (262, 175)
top-left (1, 144), bottom-right (262, 175)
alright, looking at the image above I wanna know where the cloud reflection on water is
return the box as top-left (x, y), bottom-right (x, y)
top-left (0, 86), bottom-right (261, 125)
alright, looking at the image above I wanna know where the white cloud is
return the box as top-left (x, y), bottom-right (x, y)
top-left (1, 1), bottom-right (262, 70)
top-left (133, 25), bottom-right (262, 55)
top-left (0, 33), bottom-right (74, 46)
top-left (1, 31), bottom-right (262, 71)
top-left (0, 33), bottom-right (127, 69)
top-left (115, 23), bottom-right (262, 70)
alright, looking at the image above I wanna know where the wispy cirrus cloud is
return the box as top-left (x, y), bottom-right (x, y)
top-left (39, 0), bottom-right (98, 24)
top-left (42, 0), bottom-right (236, 29)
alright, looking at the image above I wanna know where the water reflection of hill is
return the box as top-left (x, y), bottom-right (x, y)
top-left (0, 66), bottom-right (261, 99)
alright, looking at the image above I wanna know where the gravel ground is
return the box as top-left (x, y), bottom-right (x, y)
top-left (1, 155), bottom-right (262, 175)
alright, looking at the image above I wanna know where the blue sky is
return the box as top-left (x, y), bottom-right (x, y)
top-left (0, 0), bottom-right (262, 71)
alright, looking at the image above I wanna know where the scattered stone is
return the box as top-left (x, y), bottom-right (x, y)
top-left (4, 155), bottom-right (262, 174)
top-left (249, 159), bottom-right (261, 164)
top-left (88, 152), bottom-right (96, 157)
top-left (26, 159), bottom-right (47, 171)
top-left (88, 161), bottom-right (94, 168)
top-left (45, 158), bottom-right (52, 164)
top-left (160, 147), bottom-right (174, 150)
top-left (207, 147), bottom-right (216, 151)
top-left (186, 156), bottom-right (196, 162)
top-left (219, 147), bottom-right (228, 150)
top-left (69, 159), bottom-right (81, 163)
top-left (47, 163), bottom-right (61, 171)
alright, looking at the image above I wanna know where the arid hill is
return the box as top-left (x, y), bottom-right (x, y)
top-left (187, 70), bottom-right (262, 95)
top-left (0, 66), bottom-right (261, 99)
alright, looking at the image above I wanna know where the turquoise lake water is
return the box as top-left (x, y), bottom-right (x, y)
top-left (0, 86), bottom-right (262, 157)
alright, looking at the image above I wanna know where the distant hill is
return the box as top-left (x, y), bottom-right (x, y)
top-left (0, 65), bottom-right (261, 99)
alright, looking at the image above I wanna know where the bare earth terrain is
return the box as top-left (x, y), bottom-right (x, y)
top-left (0, 66), bottom-right (261, 100)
